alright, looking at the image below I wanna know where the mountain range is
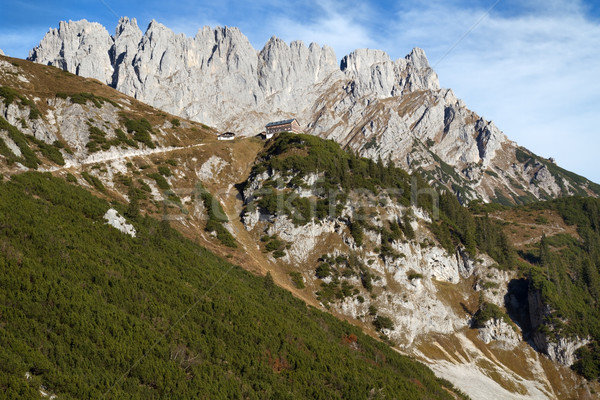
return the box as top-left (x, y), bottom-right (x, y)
top-left (28, 18), bottom-right (600, 205)
top-left (0, 17), bottom-right (599, 399)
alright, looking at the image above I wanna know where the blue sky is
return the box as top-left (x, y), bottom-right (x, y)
top-left (1, 0), bottom-right (599, 183)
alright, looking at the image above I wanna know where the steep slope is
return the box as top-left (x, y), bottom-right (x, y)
top-left (27, 18), bottom-right (600, 204)
top-left (2, 55), bottom-right (600, 399)
top-left (0, 57), bottom-right (467, 400)
top-left (238, 132), bottom-right (599, 399)
top-left (0, 172), bottom-right (465, 399)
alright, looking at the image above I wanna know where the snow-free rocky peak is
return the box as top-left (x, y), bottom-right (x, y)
top-left (28, 18), bottom-right (600, 204)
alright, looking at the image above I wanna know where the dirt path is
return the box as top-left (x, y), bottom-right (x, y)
top-left (43, 143), bottom-right (207, 172)
top-left (491, 215), bottom-right (568, 247)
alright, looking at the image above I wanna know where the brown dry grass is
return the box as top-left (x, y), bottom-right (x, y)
top-left (494, 208), bottom-right (579, 250)
top-left (0, 55), bottom-right (214, 148)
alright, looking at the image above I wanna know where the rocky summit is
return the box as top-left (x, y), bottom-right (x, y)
top-left (29, 18), bottom-right (600, 204)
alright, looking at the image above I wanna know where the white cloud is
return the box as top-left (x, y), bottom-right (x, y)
top-left (269, 0), bottom-right (377, 58)
top-left (380, 0), bottom-right (600, 182)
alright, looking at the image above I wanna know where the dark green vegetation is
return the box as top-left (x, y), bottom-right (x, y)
top-left (0, 172), bottom-right (463, 399)
top-left (516, 197), bottom-right (600, 380)
top-left (197, 183), bottom-right (237, 248)
top-left (82, 114), bottom-right (158, 154)
top-left (147, 172), bottom-right (170, 191)
top-left (56, 92), bottom-right (119, 109)
top-left (313, 255), bottom-right (367, 307)
top-left (374, 315), bottom-right (395, 332)
top-left (123, 117), bottom-right (156, 149)
top-left (1, 86), bottom-right (41, 119)
top-left (0, 116), bottom-right (64, 168)
top-left (158, 165), bottom-right (172, 177)
top-left (86, 125), bottom-right (138, 153)
top-left (81, 171), bottom-right (106, 193)
top-left (288, 271), bottom-right (305, 289)
top-left (472, 302), bottom-right (511, 328)
top-left (262, 235), bottom-right (287, 258)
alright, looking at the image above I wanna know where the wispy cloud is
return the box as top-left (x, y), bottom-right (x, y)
top-left (380, 0), bottom-right (600, 182)
top-left (269, 0), bottom-right (377, 57)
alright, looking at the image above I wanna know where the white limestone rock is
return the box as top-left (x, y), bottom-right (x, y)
top-left (267, 216), bottom-right (336, 263)
top-left (544, 336), bottom-right (590, 367)
top-left (196, 155), bottom-right (228, 182)
top-left (27, 18), bottom-right (587, 202)
top-left (104, 208), bottom-right (136, 237)
top-left (477, 318), bottom-right (520, 349)
top-left (29, 20), bottom-right (114, 84)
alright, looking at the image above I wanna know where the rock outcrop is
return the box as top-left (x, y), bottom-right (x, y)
top-left (477, 318), bottom-right (520, 349)
top-left (528, 288), bottom-right (588, 366)
top-left (104, 208), bottom-right (136, 237)
top-left (29, 20), bottom-right (114, 84)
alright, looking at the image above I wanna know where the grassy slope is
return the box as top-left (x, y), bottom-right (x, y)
top-left (0, 55), bottom-right (214, 152)
top-left (0, 172), bottom-right (464, 399)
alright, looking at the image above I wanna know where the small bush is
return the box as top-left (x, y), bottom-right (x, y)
top-left (472, 302), bottom-right (509, 328)
top-left (124, 118), bottom-right (155, 148)
top-left (316, 263), bottom-right (331, 279)
top-left (273, 249), bottom-right (286, 259)
top-left (158, 166), bottom-right (172, 177)
top-left (65, 173), bottom-right (77, 183)
top-left (374, 315), bottom-right (394, 331)
top-left (407, 271), bottom-right (423, 280)
top-left (289, 272), bottom-right (305, 289)
top-left (147, 173), bottom-right (170, 190)
top-left (266, 239), bottom-right (283, 252)
top-left (137, 179), bottom-right (152, 193)
top-left (81, 171), bottom-right (105, 193)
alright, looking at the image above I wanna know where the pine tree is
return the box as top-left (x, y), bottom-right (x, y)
top-left (539, 233), bottom-right (551, 267)
top-left (264, 271), bottom-right (275, 296)
top-left (582, 257), bottom-right (600, 301)
top-left (124, 187), bottom-right (140, 221)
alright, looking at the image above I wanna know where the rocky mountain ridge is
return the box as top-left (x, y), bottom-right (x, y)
top-left (1, 55), bottom-right (598, 399)
top-left (28, 18), bottom-right (600, 204)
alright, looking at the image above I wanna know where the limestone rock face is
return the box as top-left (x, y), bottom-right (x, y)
top-left (27, 18), bottom-right (438, 138)
top-left (477, 318), bottom-right (520, 349)
top-left (28, 18), bottom-right (598, 203)
top-left (29, 20), bottom-right (114, 84)
top-left (111, 17), bottom-right (143, 88)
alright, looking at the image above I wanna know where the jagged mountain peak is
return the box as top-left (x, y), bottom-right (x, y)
top-left (406, 47), bottom-right (431, 69)
top-left (116, 16), bottom-right (139, 31)
top-left (26, 17), bottom-right (599, 204)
